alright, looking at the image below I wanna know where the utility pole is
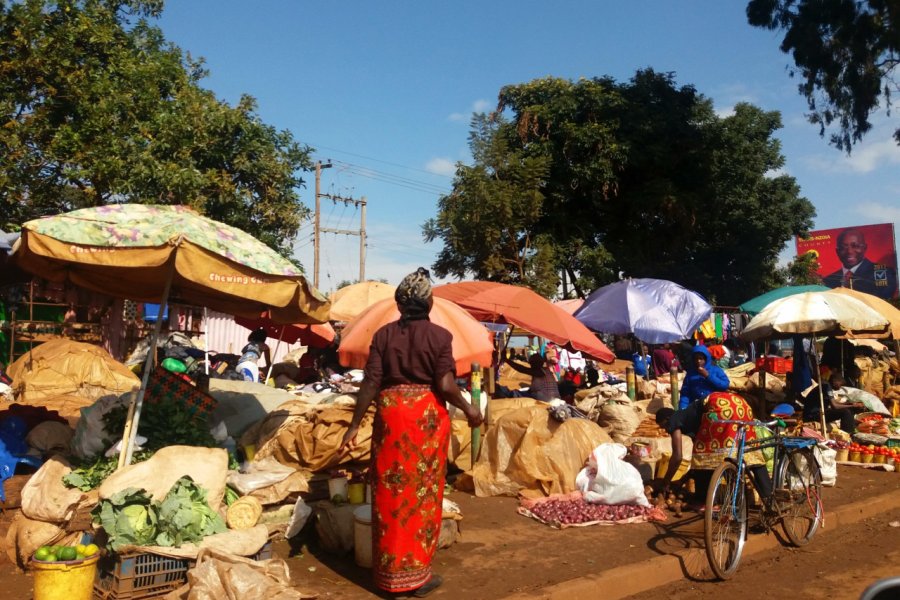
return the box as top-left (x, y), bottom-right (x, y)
top-left (359, 196), bottom-right (367, 282)
top-left (313, 160), bottom-right (332, 289)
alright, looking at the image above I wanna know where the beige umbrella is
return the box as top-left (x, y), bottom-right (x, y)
top-left (329, 280), bottom-right (396, 322)
top-left (827, 287), bottom-right (900, 340)
top-left (740, 291), bottom-right (889, 435)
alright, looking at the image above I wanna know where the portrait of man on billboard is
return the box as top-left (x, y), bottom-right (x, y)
top-left (821, 227), bottom-right (898, 300)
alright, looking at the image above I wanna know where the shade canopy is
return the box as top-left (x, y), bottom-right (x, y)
top-left (738, 284), bottom-right (830, 316)
top-left (739, 291), bottom-right (889, 342)
top-left (433, 281), bottom-right (614, 363)
top-left (338, 297), bottom-right (494, 376)
top-left (827, 287), bottom-right (900, 340)
top-left (329, 280), bottom-right (397, 322)
top-left (14, 204), bottom-right (330, 323)
top-left (574, 278), bottom-right (712, 344)
top-left (553, 298), bottom-right (584, 315)
top-left (235, 312), bottom-right (336, 348)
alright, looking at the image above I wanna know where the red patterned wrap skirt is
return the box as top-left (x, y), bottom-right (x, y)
top-left (692, 391), bottom-right (765, 470)
top-left (371, 384), bottom-right (450, 593)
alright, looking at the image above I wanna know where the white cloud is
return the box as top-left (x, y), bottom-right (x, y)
top-left (803, 137), bottom-right (900, 174)
top-left (856, 201), bottom-right (900, 224)
top-left (425, 157), bottom-right (456, 176)
top-left (472, 99), bottom-right (491, 113)
top-left (447, 98), bottom-right (493, 122)
top-left (715, 106), bottom-right (735, 119)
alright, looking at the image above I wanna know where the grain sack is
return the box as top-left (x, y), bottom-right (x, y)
top-left (596, 399), bottom-right (644, 443)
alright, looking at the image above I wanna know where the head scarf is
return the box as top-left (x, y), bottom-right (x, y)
top-left (395, 267), bottom-right (432, 326)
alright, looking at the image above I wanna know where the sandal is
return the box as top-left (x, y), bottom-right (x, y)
top-left (413, 575), bottom-right (443, 598)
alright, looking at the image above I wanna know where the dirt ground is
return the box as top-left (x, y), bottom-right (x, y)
top-left (624, 506), bottom-right (900, 600)
top-left (1, 465), bottom-right (897, 599)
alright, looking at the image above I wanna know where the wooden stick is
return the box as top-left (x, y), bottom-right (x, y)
top-left (470, 362), bottom-right (482, 469)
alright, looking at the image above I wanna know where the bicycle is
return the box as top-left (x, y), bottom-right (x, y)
top-left (704, 415), bottom-right (824, 580)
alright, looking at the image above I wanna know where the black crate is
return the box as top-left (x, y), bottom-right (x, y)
top-left (93, 552), bottom-right (190, 600)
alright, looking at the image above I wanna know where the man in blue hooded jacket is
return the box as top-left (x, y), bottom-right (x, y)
top-left (679, 345), bottom-right (730, 409)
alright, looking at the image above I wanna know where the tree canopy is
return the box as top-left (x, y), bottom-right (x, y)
top-left (0, 0), bottom-right (312, 256)
top-left (747, 0), bottom-right (900, 151)
top-left (425, 71), bottom-right (817, 305)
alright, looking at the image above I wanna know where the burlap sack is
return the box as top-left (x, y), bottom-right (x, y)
top-left (468, 405), bottom-right (612, 498)
top-left (99, 446), bottom-right (228, 510)
top-left (21, 455), bottom-right (86, 523)
top-left (119, 524), bottom-right (269, 560)
top-left (25, 421), bottom-right (74, 454)
top-left (596, 400), bottom-right (644, 443)
top-left (5, 511), bottom-right (81, 568)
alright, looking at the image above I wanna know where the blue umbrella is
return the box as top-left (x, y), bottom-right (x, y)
top-left (573, 278), bottom-right (712, 344)
top-left (738, 284), bottom-right (829, 316)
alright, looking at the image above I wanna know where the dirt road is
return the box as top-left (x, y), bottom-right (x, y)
top-left (1, 466), bottom-right (896, 599)
top-left (624, 507), bottom-right (900, 600)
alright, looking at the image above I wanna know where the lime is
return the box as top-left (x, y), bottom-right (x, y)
top-left (34, 547), bottom-right (50, 561)
top-left (58, 547), bottom-right (77, 561)
top-left (45, 554), bottom-right (58, 563)
top-left (84, 543), bottom-right (100, 557)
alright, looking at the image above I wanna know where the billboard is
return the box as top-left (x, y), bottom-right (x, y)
top-left (796, 223), bottom-right (898, 300)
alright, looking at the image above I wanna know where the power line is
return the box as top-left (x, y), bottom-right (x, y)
top-left (334, 161), bottom-right (450, 194)
top-left (307, 142), bottom-right (455, 179)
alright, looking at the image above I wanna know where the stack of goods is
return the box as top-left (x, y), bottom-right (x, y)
top-left (632, 416), bottom-right (668, 438)
top-left (856, 413), bottom-right (891, 436)
top-left (518, 491), bottom-right (666, 528)
top-left (846, 443), bottom-right (900, 468)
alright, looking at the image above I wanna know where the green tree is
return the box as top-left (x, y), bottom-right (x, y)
top-left (427, 71), bottom-right (816, 304)
top-left (423, 113), bottom-right (558, 297)
top-left (779, 251), bottom-right (823, 285)
top-left (0, 0), bottom-right (312, 255)
top-left (747, 0), bottom-right (900, 151)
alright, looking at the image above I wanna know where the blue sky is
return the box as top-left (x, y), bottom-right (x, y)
top-left (157, 1), bottom-right (900, 293)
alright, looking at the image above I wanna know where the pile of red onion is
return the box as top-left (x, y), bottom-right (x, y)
top-left (528, 497), bottom-right (653, 525)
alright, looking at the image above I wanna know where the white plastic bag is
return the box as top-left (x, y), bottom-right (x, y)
top-left (576, 443), bottom-right (650, 507)
top-left (285, 497), bottom-right (313, 539)
top-left (814, 444), bottom-right (837, 487)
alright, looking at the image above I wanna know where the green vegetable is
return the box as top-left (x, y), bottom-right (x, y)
top-left (63, 451), bottom-right (153, 491)
top-left (224, 485), bottom-right (240, 506)
top-left (154, 476), bottom-right (227, 547)
top-left (92, 488), bottom-right (158, 550)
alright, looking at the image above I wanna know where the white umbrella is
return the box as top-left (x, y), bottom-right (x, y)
top-left (740, 292), bottom-right (889, 342)
top-left (739, 292), bottom-right (889, 436)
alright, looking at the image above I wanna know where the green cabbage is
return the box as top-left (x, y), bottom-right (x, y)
top-left (154, 476), bottom-right (227, 547)
top-left (92, 488), bottom-right (158, 550)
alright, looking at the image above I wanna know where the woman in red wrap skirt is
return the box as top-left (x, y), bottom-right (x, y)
top-left (340, 267), bottom-right (483, 597)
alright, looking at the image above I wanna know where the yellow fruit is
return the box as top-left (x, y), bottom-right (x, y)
top-left (75, 544), bottom-right (87, 556)
top-left (84, 543), bottom-right (100, 557)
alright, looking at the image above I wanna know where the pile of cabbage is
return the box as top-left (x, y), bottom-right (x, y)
top-left (92, 476), bottom-right (226, 550)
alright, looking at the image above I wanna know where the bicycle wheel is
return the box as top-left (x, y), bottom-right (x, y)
top-left (704, 461), bottom-right (747, 579)
top-left (777, 448), bottom-right (823, 546)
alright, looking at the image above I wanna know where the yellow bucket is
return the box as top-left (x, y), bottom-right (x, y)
top-left (32, 555), bottom-right (99, 600)
top-left (656, 453), bottom-right (691, 482)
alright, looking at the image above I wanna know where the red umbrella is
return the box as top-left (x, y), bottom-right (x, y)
top-left (338, 297), bottom-right (494, 376)
top-left (433, 281), bottom-right (614, 363)
top-left (235, 312), bottom-right (335, 348)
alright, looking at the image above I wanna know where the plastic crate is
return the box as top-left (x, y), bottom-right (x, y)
top-left (755, 357), bottom-right (792, 374)
top-left (93, 552), bottom-right (190, 600)
top-left (93, 541), bottom-right (274, 600)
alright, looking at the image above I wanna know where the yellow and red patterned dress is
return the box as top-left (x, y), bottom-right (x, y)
top-left (692, 392), bottom-right (766, 470)
top-left (364, 319), bottom-right (456, 593)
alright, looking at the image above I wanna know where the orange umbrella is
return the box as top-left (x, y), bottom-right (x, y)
top-left (554, 298), bottom-right (584, 315)
top-left (234, 312), bottom-right (336, 348)
top-left (338, 297), bottom-right (494, 376)
top-left (329, 280), bottom-right (396, 322)
top-left (433, 281), bottom-right (614, 363)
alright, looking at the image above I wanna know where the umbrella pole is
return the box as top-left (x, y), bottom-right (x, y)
top-left (118, 265), bottom-right (175, 469)
top-left (204, 307), bottom-right (209, 376)
top-left (265, 326), bottom-right (287, 383)
top-left (815, 358), bottom-right (828, 439)
top-left (470, 363), bottom-right (482, 469)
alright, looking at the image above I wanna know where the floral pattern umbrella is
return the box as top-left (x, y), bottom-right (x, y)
top-left (13, 204), bottom-right (331, 467)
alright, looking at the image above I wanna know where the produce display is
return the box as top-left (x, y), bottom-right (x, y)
top-left (632, 416), bottom-right (668, 438)
top-left (92, 476), bottom-right (226, 550)
top-left (856, 414), bottom-right (891, 436)
top-left (33, 542), bottom-right (99, 563)
top-left (524, 496), bottom-right (657, 527)
top-left (845, 443), bottom-right (900, 465)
